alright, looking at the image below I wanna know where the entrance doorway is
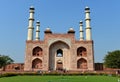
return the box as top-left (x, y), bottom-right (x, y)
top-left (56, 60), bottom-right (63, 70)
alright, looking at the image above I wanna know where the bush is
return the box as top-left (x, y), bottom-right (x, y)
top-left (0, 73), bottom-right (18, 77)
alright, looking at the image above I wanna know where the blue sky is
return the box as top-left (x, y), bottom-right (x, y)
top-left (0, 0), bottom-right (120, 63)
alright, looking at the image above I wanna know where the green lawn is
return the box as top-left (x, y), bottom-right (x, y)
top-left (0, 75), bottom-right (119, 82)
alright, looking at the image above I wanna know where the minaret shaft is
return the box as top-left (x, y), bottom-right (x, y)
top-left (85, 7), bottom-right (92, 40)
top-left (79, 21), bottom-right (84, 41)
top-left (35, 21), bottom-right (40, 41)
top-left (28, 20), bottom-right (34, 27)
top-left (27, 6), bottom-right (34, 41)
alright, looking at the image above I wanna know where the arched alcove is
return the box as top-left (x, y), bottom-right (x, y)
top-left (32, 46), bottom-right (43, 56)
top-left (32, 58), bottom-right (42, 69)
top-left (77, 58), bottom-right (87, 69)
top-left (77, 47), bottom-right (87, 57)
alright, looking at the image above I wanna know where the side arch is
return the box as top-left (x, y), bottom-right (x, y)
top-left (32, 46), bottom-right (43, 56)
top-left (77, 58), bottom-right (87, 69)
top-left (32, 58), bottom-right (42, 69)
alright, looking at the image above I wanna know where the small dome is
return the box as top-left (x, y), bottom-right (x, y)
top-left (79, 21), bottom-right (83, 24)
top-left (85, 6), bottom-right (90, 10)
top-left (30, 6), bottom-right (34, 8)
top-left (68, 27), bottom-right (75, 34)
top-left (30, 6), bottom-right (34, 10)
top-left (36, 20), bottom-right (40, 23)
top-left (69, 27), bottom-right (74, 31)
top-left (85, 6), bottom-right (89, 9)
top-left (44, 27), bottom-right (52, 33)
top-left (80, 20), bottom-right (82, 23)
top-left (46, 28), bottom-right (50, 31)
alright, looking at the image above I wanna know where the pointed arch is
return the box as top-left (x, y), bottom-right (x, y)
top-left (77, 47), bottom-right (87, 57)
top-left (57, 49), bottom-right (63, 57)
top-left (49, 40), bottom-right (69, 70)
top-left (32, 46), bottom-right (43, 56)
top-left (32, 58), bottom-right (42, 69)
top-left (77, 58), bottom-right (87, 69)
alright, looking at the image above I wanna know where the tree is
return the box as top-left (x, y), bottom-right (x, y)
top-left (104, 50), bottom-right (120, 68)
top-left (0, 55), bottom-right (14, 70)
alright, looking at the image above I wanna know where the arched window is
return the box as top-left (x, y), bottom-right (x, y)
top-left (33, 46), bottom-right (43, 56)
top-left (77, 58), bottom-right (87, 69)
top-left (56, 49), bottom-right (63, 57)
top-left (32, 58), bottom-right (42, 69)
top-left (77, 47), bottom-right (87, 57)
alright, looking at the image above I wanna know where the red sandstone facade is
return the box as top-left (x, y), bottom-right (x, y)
top-left (24, 29), bottom-right (94, 71)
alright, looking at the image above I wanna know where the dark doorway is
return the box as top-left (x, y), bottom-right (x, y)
top-left (56, 61), bottom-right (63, 70)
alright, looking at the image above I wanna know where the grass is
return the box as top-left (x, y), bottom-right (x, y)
top-left (0, 75), bottom-right (119, 82)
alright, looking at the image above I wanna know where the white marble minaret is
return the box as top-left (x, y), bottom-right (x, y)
top-left (85, 6), bottom-right (92, 40)
top-left (27, 6), bottom-right (35, 40)
top-left (35, 21), bottom-right (40, 40)
top-left (79, 21), bottom-right (84, 41)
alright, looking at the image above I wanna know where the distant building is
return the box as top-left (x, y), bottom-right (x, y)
top-left (24, 6), bottom-right (94, 72)
top-left (5, 63), bottom-right (24, 71)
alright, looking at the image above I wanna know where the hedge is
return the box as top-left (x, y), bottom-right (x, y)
top-left (0, 72), bottom-right (118, 78)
